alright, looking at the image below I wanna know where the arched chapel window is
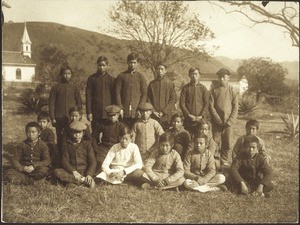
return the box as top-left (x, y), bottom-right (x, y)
top-left (16, 68), bottom-right (21, 80)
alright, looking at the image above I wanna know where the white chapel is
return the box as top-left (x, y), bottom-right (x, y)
top-left (2, 23), bottom-right (36, 82)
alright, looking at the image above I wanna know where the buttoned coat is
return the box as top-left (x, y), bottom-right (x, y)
top-left (115, 70), bottom-right (147, 118)
top-left (49, 81), bottom-right (82, 121)
top-left (147, 76), bottom-right (177, 123)
top-left (86, 72), bottom-right (115, 120)
top-left (11, 139), bottom-right (51, 171)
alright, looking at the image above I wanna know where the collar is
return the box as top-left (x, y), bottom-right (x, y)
top-left (25, 139), bottom-right (39, 147)
top-left (96, 71), bottom-right (106, 77)
top-left (67, 139), bottom-right (82, 146)
top-left (190, 81), bottom-right (201, 86)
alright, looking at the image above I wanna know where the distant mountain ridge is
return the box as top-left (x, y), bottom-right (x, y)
top-left (2, 22), bottom-right (230, 87)
top-left (2, 22), bottom-right (298, 85)
top-left (215, 56), bottom-right (299, 81)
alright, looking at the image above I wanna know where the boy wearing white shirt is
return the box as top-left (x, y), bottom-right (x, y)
top-left (97, 126), bottom-right (144, 185)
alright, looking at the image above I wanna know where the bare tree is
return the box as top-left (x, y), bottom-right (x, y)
top-left (210, 1), bottom-right (299, 47)
top-left (109, 0), bottom-right (216, 76)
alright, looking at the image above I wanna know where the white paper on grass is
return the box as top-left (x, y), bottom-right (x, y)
top-left (96, 169), bottom-right (124, 184)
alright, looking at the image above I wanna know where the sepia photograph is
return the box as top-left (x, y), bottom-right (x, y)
top-left (1, 0), bottom-right (299, 223)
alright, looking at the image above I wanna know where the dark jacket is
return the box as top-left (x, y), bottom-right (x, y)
top-left (180, 82), bottom-right (209, 126)
top-left (166, 127), bottom-right (191, 151)
top-left (95, 120), bottom-right (128, 147)
top-left (115, 70), bottom-right (147, 118)
top-left (61, 140), bottom-right (97, 176)
top-left (147, 76), bottom-right (177, 123)
top-left (86, 72), bottom-right (115, 119)
top-left (11, 139), bottom-right (51, 171)
top-left (49, 81), bottom-right (82, 121)
top-left (39, 128), bottom-right (55, 145)
top-left (230, 153), bottom-right (272, 186)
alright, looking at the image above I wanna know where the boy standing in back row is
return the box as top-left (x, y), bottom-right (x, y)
top-left (86, 56), bottom-right (115, 137)
top-left (147, 63), bottom-right (177, 131)
top-left (209, 68), bottom-right (239, 167)
top-left (115, 53), bottom-right (148, 128)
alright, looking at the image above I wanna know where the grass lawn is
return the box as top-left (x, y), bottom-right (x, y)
top-left (1, 103), bottom-right (299, 223)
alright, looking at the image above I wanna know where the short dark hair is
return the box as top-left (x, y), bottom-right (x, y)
top-left (194, 133), bottom-right (208, 144)
top-left (196, 120), bottom-right (211, 136)
top-left (59, 65), bottom-right (73, 77)
top-left (127, 52), bottom-right (138, 62)
top-left (119, 126), bottom-right (132, 138)
top-left (243, 135), bottom-right (259, 148)
top-left (157, 62), bottom-right (167, 69)
top-left (189, 67), bottom-right (201, 75)
top-left (159, 133), bottom-right (174, 147)
top-left (97, 56), bottom-right (108, 65)
top-left (25, 122), bottom-right (41, 132)
top-left (171, 113), bottom-right (184, 123)
top-left (216, 68), bottom-right (230, 76)
top-left (246, 119), bottom-right (259, 130)
top-left (69, 106), bottom-right (82, 115)
top-left (37, 111), bottom-right (50, 121)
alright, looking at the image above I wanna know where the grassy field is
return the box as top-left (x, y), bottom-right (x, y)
top-left (1, 102), bottom-right (299, 223)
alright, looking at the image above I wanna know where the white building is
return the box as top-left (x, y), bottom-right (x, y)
top-left (2, 23), bottom-right (36, 82)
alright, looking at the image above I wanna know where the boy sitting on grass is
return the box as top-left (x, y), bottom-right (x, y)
top-left (92, 105), bottom-right (128, 174)
top-left (183, 134), bottom-right (226, 193)
top-left (132, 102), bottom-right (164, 161)
top-left (4, 122), bottom-right (51, 185)
top-left (141, 133), bottom-right (185, 190)
top-left (166, 113), bottom-right (191, 160)
top-left (232, 119), bottom-right (269, 162)
top-left (53, 121), bottom-right (96, 189)
top-left (37, 111), bottom-right (59, 168)
top-left (228, 135), bottom-right (274, 197)
top-left (188, 120), bottom-right (220, 170)
top-left (96, 126), bottom-right (144, 185)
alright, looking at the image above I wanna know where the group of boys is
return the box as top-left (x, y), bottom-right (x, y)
top-left (4, 53), bottom-right (274, 197)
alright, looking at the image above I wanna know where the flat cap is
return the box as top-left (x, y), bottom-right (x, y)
top-left (69, 121), bottom-right (87, 131)
top-left (138, 102), bottom-right (153, 111)
top-left (216, 68), bottom-right (230, 76)
top-left (105, 105), bottom-right (122, 115)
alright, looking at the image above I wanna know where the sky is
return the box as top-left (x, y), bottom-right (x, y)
top-left (2, 0), bottom-right (299, 62)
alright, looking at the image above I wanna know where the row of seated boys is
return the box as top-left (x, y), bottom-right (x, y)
top-left (4, 103), bottom-right (274, 196)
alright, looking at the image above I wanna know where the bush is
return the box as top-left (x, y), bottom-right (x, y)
top-left (280, 112), bottom-right (299, 139)
top-left (238, 98), bottom-right (258, 115)
top-left (18, 82), bottom-right (48, 114)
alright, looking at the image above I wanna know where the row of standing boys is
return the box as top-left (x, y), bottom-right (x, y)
top-left (4, 52), bottom-right (274, 196)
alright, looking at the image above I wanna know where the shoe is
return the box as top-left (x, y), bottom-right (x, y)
top-left (141, 183), bottom-right (151, 190)
top-left (90, 180), bottom-right (95, 189)
top-left (219, 184), bottom-right (228, 192)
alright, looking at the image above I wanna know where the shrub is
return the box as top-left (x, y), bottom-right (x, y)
top-left (280, 112), bottom-right (299, 139)
top-left (238, 98), bottom-right (258, 115)
top-left (18, 82), bottom-right (48, 114)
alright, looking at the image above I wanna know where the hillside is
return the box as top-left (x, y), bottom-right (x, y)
top-left (2, 22), bottom-right (229, 85)
top-left (215, 56), bottom-right (299, 81)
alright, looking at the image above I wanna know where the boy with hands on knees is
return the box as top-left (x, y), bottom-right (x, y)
top-left (228, 135), bottom-right (274, 197)
top-left (183, 134), bottom-right (226, 192)
top-left (141, 133), bottom-right (185, 190)
top-left (53, 121), bottom-right (96, 188)
top-left (97, 126), bottom-right (144, 185)
top-left (4, 122), bottom-right (51, 185)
